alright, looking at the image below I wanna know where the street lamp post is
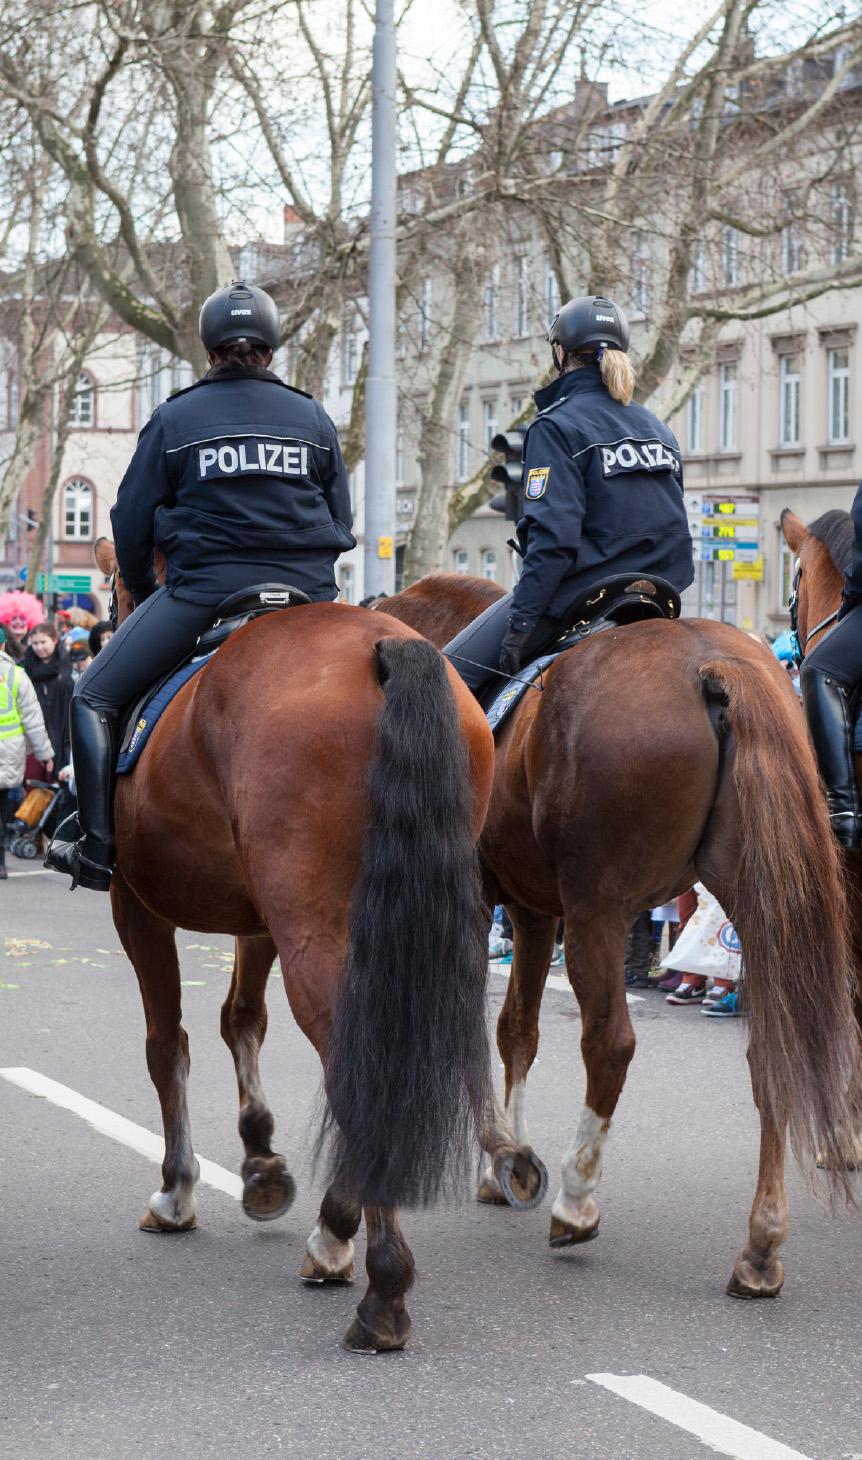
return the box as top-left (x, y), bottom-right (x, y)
top-left (363, 0), bottom-right (397, 599)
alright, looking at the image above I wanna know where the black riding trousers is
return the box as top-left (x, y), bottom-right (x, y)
top-left (802, 604), bottom-right (862, 687)
top-left (73, 587), bottom-right (215, 712)
top-left (442, 593), bottom-right (561, 692)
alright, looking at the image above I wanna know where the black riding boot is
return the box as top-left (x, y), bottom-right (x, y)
top-left (801, 668), bottom-right (862, 850)
top-left (44, 700), bottom-right (118, 891)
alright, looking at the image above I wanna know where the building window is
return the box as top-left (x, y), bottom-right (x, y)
top-left (484, 268), bottom-right (499, 341)
top-left (721, 226), bottom-right (739, 287)
top-left (719, 362), bottom-right (738, 451)
top-left (831, 183), bottom-right (852, 265)
top-left (481, 549), bottom-right (498, 581)
top-left (342, 313), bottom-right (359, 386)
top-left (483, 400), bottom-right (498, 453)
top-left (510, 397), bottom-right (523, 420)
top-left (513, 257), bottom-right (528, 338)
top-left (453, 548), bottom-right (469, 574)
top-left (631, 231), bottom-right (649, 315)
top-left (338, 563), bottom-right (355, 605)
top-left (417, 278), bottom-right (431, 353)
top-left (689, 239), bottom-right (707, 294)
top-left (828, 347), bottom-right (850, 443)
top-left (395, 412), bottom-right (404, 485)
top-left (544, 259), bottom-right (560, 323)
top-left (457, 402), bottom-right (470, 481)
top-left (779, 354), bottom-right (800, 446)
top-left (781, 192), bottom-right (802, 275)
top-left (68, 372), bottom-right (95, 427)
top-left (62, 478), bottom-right (94, 540)
top-left (687, 382), bottom-right (704, 453)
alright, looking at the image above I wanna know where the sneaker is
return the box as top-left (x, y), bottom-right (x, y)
top-left (498, 951), bottom-right (513, 965)
top-left (488, 936), bottom-right (513, 959)
top-left (666, 982), bottom-right (706, 1005)
top-left (703, 982), bottom-right (733, 1006)
top-left (551, 942), bottom-right (565, 966)
top-left (655, 969), bottom-right (683, 993)
top-left (703, 990), bottom-right (741, 1017)
top-left (625, 973), bottom-right (652, 989)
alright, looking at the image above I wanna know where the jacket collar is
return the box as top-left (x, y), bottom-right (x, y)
top-left (534, 363), bottom-right (604, 414)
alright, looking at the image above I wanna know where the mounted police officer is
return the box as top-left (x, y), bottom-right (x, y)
top-left (799, 493), bottom-right (862, 849)
top-left (46, 280), bottom-right (355, 891)
top-left (443, 295), bottom-right (694, 692)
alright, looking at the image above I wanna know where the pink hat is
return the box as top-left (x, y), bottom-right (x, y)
top-left (0, 589), bottom-right (45, 631)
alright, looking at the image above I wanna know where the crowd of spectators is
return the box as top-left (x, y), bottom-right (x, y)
top-left (0, 590), bottom-right (113, 879)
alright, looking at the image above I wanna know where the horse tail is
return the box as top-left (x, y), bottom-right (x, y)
top-left (698, 655), bottom-right (860, 1199)
top-left (321, 635), bottom-right (491, 1209)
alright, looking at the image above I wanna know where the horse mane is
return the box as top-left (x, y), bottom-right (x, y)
top-left (808, 509), bottom-right (853, 576)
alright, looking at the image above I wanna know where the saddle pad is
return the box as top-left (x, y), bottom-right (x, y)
top-left (485, 617), bottom-right (618, 735)
top-left (116, 654), bottom-right (214, 774)
top-left (854, 713), bottom-right (862, 754)
top-left (485, 651), bottom-right (561, 734)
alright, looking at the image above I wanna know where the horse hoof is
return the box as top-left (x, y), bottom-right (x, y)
top-left (494, 1149), bottom-right (549, 1211)
top-left (241, 1164), bottom-right (297, 1223)
top-left (301, 1251), bottom-right (354, 1284)
top-left (342, 1313), bottom-right (409, 1353)
top-left (726, 1253), bottom-right (784, 1299)
top-left (549, 1213), bottom-right (599, 1248)
top-left (476, 1176), bottom-right (509, 1205)
top-left (140, 1208), bottom-right (197, 1233)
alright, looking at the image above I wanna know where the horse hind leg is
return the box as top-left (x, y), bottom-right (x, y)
top-left (727, 1046), bottom-right (789, 1298)
top-left (302, 1183), bottom-right (361, 1283)
top-left (221, 934), bottom-right (296, 1222)
top-left (549, 912), bottom-right (635, 1247)
top-left (342, 1205), bottom-right (415, 1352)
top-left (477, 901), bottom-right (553, 1209)
top-left (111, 885), bottom-right (199, 1231)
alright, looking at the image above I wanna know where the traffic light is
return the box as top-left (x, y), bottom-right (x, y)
top-left (26, 509), bottom-right (37, 530)
top-left (489, 428), bottom-right (526, 520)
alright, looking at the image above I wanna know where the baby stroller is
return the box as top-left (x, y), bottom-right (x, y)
top-left (9, 780), bottom-right (62, 860)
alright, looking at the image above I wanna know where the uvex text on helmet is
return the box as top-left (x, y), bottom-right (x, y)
top-left (199, 281), bottom-right (280, 352)
top-left (548, 295), bottom-right (630, 355)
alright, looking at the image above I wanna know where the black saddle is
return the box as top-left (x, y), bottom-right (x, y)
top-left (195, 582), bottom-right (311, 655)
top-left (560, 572), bottom-right (680, 637)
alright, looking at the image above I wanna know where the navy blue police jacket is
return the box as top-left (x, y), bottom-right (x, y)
top-left (110, 367), bottom-right (356, 607)
top-left (840, 478), bottom-right (862, 616)
top-left (509, 366), bottom-right (694, 633)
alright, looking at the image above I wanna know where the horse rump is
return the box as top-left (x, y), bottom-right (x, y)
top-left (698, 655), bottom-right (861, 1200)
top-left (319, 635), bottom-right (491, 1209)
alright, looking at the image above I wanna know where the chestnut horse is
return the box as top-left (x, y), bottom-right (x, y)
top-left (90, 540), bottom-right (499, 1352)
top-left (378, 571), bottom-right (860, 1299)
top-left (781, 506), bottom-right (862, 1165)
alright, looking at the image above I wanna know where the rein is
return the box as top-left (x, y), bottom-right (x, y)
top-left (789, 558), bottom-right (839, 656)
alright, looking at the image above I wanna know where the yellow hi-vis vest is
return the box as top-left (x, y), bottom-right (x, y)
top-left (0, 665), bottom-right (24, 742)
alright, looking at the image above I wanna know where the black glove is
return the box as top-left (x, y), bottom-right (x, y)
top-left (499, 628), bottom-right (532, 677)
top-left (838, 591), bottom-right (862, 621)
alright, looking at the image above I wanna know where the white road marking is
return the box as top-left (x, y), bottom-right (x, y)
top-left (0, 1067), bottom-right (243, 1200)
top-left (489, 962), bottom-right (644, 1002)
top-left (4, 868), bottom-right (52, 877)
top-left (586, 1374), bottom-right (814, 1460)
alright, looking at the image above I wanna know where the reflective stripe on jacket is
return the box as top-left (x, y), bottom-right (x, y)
top-left (0, 651), bottom-right (54, 790)
top-left (0, 666), bottom-right (23, 740)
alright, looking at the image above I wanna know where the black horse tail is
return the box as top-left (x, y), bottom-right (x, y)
top-left (698, 654), bottom-right (860, 1201)
top-left (321, 635), bottom-right (492, 1209)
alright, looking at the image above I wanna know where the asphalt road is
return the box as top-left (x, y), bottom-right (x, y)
top-left (2, 867), bottom-right (861, 1460)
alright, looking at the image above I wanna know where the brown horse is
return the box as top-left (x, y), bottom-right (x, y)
top-left (379, 571), bottom-right (861, 1298)
top-left (90, 540), bottom-right (501, 1352)
top-left (781, 506), bottom-right (862, 1165)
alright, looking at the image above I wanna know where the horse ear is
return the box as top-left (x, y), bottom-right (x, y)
top-left (94, 537), bottom-right (117, 576)
top-left (780, 509), bottom-right (807, 554)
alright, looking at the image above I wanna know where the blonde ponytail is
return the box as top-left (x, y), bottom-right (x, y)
top-left (600, 348), bottom-right (635, 406)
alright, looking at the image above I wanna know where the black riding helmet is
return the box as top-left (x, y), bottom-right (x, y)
top-left (548, 295), bottom-right (630, 358)
top-left (199, 280), bottom-right (280, 353)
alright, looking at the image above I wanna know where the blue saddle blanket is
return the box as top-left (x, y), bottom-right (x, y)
top-left (116, 653), bottom-right (214, 774)
top-left (485, 651), bottom-right (562, 734)
top-left (854, 713), bottom-right (862, 753)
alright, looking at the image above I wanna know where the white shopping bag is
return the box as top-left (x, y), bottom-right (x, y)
top-left (660, 883), bottom-right (742, 982)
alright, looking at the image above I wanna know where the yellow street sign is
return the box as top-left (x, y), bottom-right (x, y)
top-left (378, 536), bottom-right (393, 559)
top-left (732, 557), bottom-right (763, 581)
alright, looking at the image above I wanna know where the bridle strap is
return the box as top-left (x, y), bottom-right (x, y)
top-left (790, 558), bottom-right (839, 655)
top-left (805, 608), bottom-right (839, 647)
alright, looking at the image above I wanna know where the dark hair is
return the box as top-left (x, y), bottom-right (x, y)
top-left (30, 621), bottom-right (60, 643)
top-left (88, 621), bottom-right (113, 657)
top-left (0, 623), bottom-right (23, 660)
top-left (206, 340), bottom-right (273, 377)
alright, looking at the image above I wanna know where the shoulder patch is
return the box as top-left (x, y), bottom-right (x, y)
top-left (526, 467), bottom-right (549, 500)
